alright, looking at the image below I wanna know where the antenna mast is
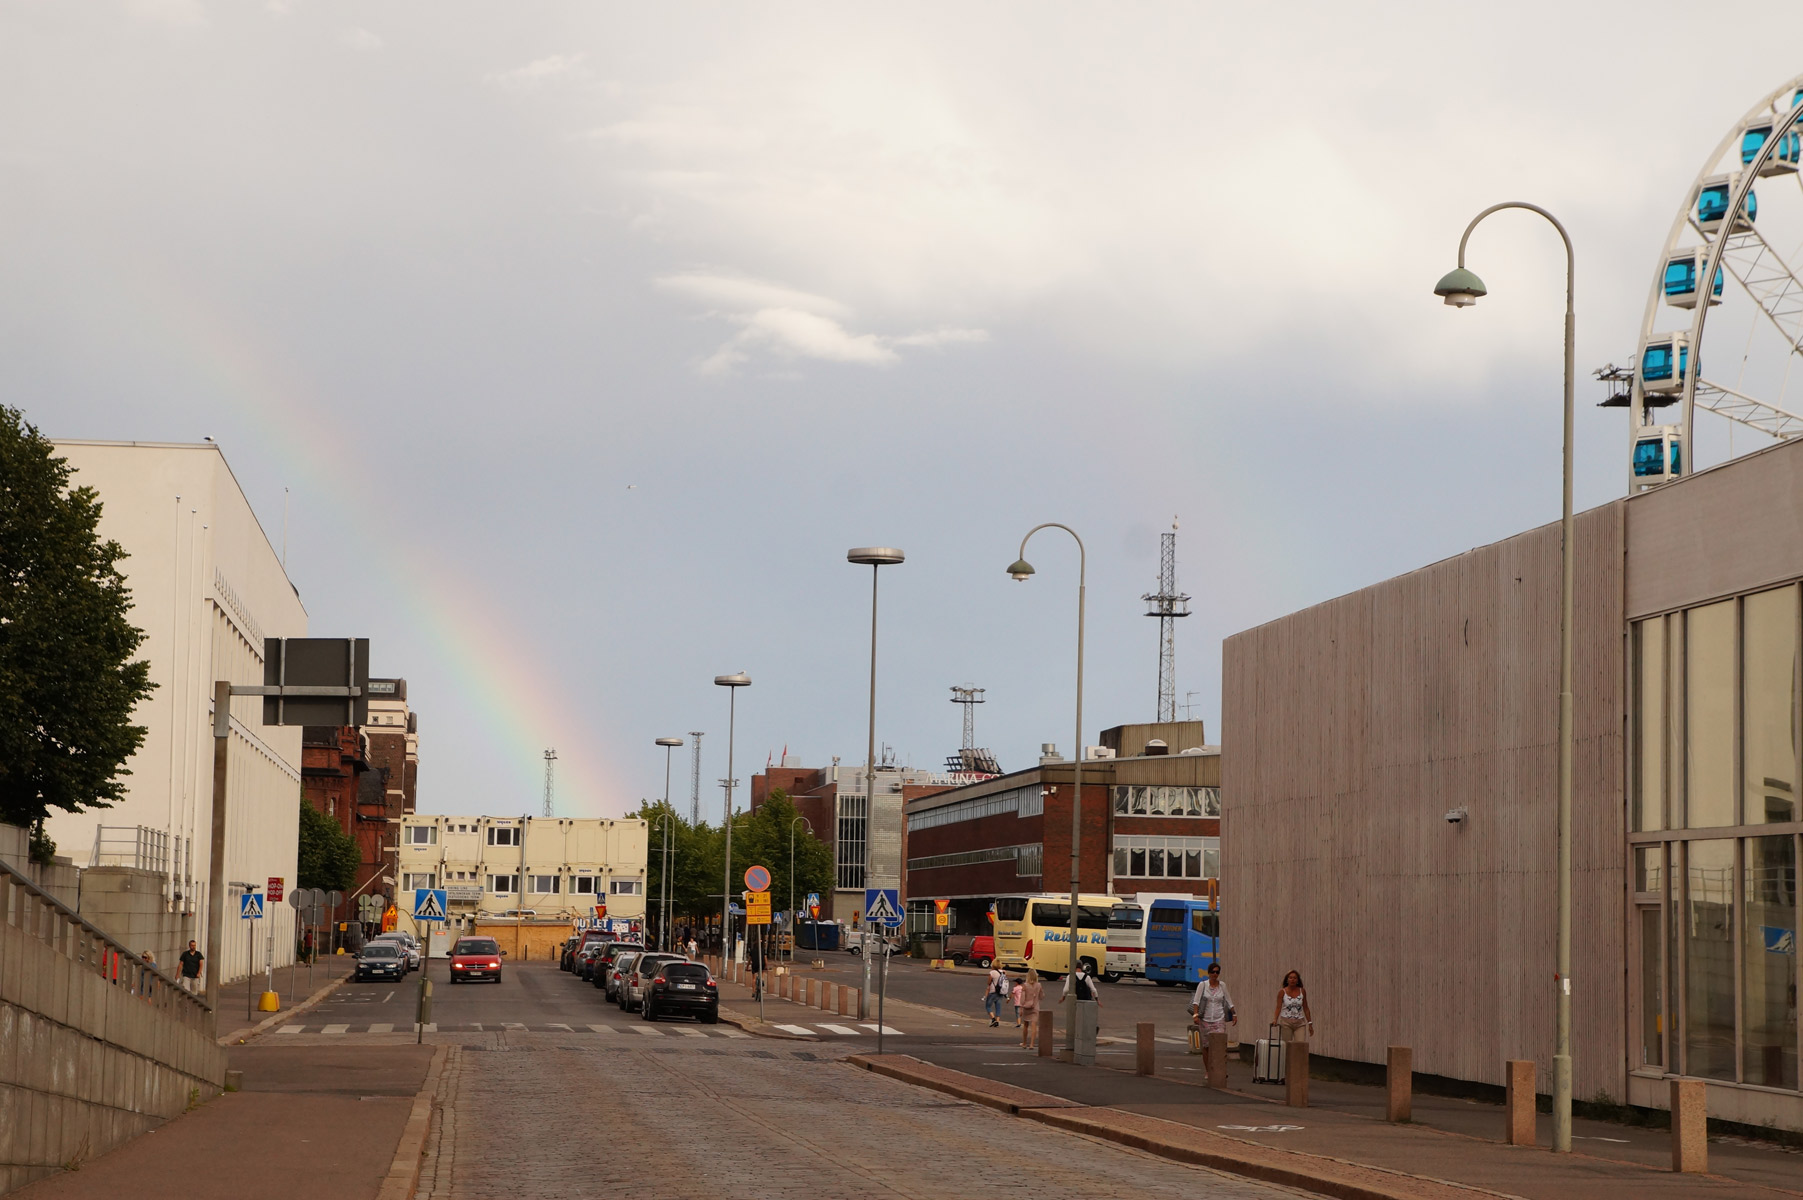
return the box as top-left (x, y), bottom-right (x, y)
top-left (1142, 517), bottom-right (1191, 722)
top-left (542, 748), bottom-right (557, 817)
top-left (688, 732), bottom-right (705, 825)
top-left (945, 685), bottom-right (1000, 775)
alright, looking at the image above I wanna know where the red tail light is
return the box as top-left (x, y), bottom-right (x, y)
top-left (705, 978), bottom-right (717, 989)
top-left (1025, 940), bottom-right (1033, 959)
top-left (652, 976), bottom-right (665, 985)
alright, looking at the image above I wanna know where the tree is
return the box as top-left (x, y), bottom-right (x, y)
top-left (0, 407), bottom-right (154, 830)
top-left (734, 790), bottom-right (833, 920)
top-left (297, 798), bottom-right (359, 892)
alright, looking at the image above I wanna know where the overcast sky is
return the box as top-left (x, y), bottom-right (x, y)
top-left (7, 2), bottom-right (1801, 817)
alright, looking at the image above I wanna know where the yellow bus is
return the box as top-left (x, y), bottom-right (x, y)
top-left (993, 892), bottom-right (1116, 977)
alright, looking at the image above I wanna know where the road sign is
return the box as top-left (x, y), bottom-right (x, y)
top-left (261, 638), bottom-right (371, 726)
top-left (864, 888), bottom-right (903, 929)
top-left (267, 877), bottom-right (284, 902)
top-left (744, 865), bottom-right (771, 892)
top-left (287, 891), bottom-right (305, 910)
top-left (413, 889), bottom-right (447, 922)
top-left (934, 898), bottom-right (950, 928)
top-left (327, 890), bottom-right (343, 908)
top-left (746, 891), bottom-right (772, 925)
top-left (805, 892), bottom-right (819, 909)
top-left (240, 893), bottom-right (264, 919)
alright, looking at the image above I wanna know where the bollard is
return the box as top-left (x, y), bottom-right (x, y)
top-left (1671, 1078), bottom-right (1707, 1174)
top-left (1135, 1022), bottom-right (1156, 1076)
top-left (417, 976), bottom-right (433, 1044)
top-left (1285, 1041), bottom-right (1309, 1107)
top-left (838, 985), bottom-right (849, 1016)
top-left (1207, 1032), bottom-right (1229, 1088)
top-left (1387, 1046), bottom-right (1412, 1122)
top-left (1504, 1060), bottom-right (1536, 1146)
top-left (808, 979), bottom-right (819, 1008)
top-left (1037, 1010), bottom-right (1054, 1057)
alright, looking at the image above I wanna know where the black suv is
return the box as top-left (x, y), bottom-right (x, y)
top-left (642, 960), bottom-right (718, 1023)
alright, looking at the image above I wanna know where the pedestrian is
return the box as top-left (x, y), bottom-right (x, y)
top-left (686, 936), bottom-right (698, 959)
top-left (1060, 960), bottom-right (1102, 1011)
top-left (177, 940), bottom-right (203, 993)
top-left (1189, 961), bottom-right (1235, 1077)
top-left (1009, 975), bottom-right (1025, 1027)
top-left (1272, 969), bottom-right (1313, 1042)
top-left (983, 963), bottom-right (1010, 1027)
top-left (1016, 971), bottom-right (1044, 1048)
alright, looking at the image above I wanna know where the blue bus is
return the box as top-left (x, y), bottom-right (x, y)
top-left (1144, 897), bottom-right (1219, 986)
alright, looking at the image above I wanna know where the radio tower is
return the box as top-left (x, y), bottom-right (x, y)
top-left (542, 748), bottom-right (557, 817)
top-left (687, 732), bottom-right (705, 825)
top-left (1142, 517), bottom-right (1191, 722)
top-left (946, 685), bottom-right (1000, 775)
top-left (951, 686), bottom-right (984, 752)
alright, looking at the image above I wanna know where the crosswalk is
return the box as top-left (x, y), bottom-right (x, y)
top-left (273, 1019), bottom-right (899, 1038)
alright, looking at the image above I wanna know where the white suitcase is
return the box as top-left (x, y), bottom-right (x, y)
top-left (1253, 1025), bottom-right (1286, 1083)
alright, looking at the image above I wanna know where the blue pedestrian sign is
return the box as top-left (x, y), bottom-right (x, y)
top-left (413, 889), bottom-right (448, 922)
top-left (240, 893), bottom-right (264, 919)
top-left (805, 892), bottom-right (820, 909)
top-left (864, 888), bottom-right (903, 929)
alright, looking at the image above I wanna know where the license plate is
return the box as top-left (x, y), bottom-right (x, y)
top-left (676, 983), bottom-right (696, 990)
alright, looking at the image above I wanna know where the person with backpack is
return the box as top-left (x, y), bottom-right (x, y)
top-left (1060, 961), bottom-right (1102, 1009)
top-left (982, 964), bottom-right (1010, 1027)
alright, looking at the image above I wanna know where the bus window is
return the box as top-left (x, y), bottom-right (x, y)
top-left (1029, 902), bottom-right (1112, 928)
top-left (1148, 904), bottom-right (1185, 930)
top-left (1108, 905), bottom-right (1143, 930)
top-left (994, 897), bottom-right (1028, 923)
top-left (1191, 910), bottom-right (1219, 938)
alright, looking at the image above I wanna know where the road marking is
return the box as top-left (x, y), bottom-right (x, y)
top-left (1218, 1125), bottom-right (1304, 1133)
top-left (470, 1023), bottom-right (482, 1031)
top-left (502, 1022), bottom-right (527, 1030)
top-left (629, 1026), bottom-right (664, 1037)
top-left (416, 1023), bottom-right (437, 1033)
top-left (1573, 1136), bottom-right (1631, 1143)
top-left (382, 991), bottom-right (394, 1003)
top-left (546, 1023), bottom-right (573, 1031)
top-left (817, 1024), bottom-right (861, 1036)
top-left (586, 1024), bottom-right (612, 1034)
top-left (774, 1024), bottom-right (818, 1036)
top-left (276, 1025), bottom-right (303, 1035)
top-left (368, 1023), bottom-right (393, 1034)
top-left (858, 1024), bottom-right (903, 1035)
top-left (718, 1029), bottom-right (749, 1038)
top-left (322, 1024), bottom-right (349, 1035)
top-left (674, 1027), bottom-right (709, 1037)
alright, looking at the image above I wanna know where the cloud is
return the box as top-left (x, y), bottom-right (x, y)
top-left (658, 273), bottom-right (987, 376)
top-left (340, 27), bottom-right (382, 52)
top-left (125, 0), bottom-right (206, 25)
top-left (488, 53), bottom-right (586, 89)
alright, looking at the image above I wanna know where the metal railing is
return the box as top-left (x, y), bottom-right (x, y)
top-left (90, 824), bottom-right (172, 874)
top-left (0, 855), bottom-right (213, 1034)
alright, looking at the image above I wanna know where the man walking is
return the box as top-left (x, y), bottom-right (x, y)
top-left (983, 964), bottom-right (1010, 1027)
top-left (177, 940), bottom-right (203, 993)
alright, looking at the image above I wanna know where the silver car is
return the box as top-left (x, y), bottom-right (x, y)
top-left (369, 933), bottom-right (421, 972)
top-left (623, 953), bottom-right (689, 1012)
top-left (606, 950), bottom-right (641, 1003)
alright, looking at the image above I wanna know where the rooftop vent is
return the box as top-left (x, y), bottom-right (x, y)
top-left (1142, 739), bottom-right (1169, 756)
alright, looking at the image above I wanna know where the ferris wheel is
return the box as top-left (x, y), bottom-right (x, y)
top-left (1612, 74), bottom-right (1803, 490)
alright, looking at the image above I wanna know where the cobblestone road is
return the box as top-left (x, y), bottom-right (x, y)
top-left (416, 1034), bottom-right (1310, 1200)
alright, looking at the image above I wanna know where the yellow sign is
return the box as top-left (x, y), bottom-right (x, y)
top-left (746, 891), bottom-right (772, 926)
top-left (935, 913), bottom-right (949, 927)
top-left (934, 898), bottom-right (949, 927)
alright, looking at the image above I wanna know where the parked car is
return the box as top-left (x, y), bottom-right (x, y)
top-left (643, 960), bottom-right (718, 1023)
top-left (355, 942), bottom-right (406, 983)
top-left (370, 933), bottom-right (421, 972)
top-left (449, 937), bottom-right (505, 984)
top-left (593, 942), bottom-right (643, 991)
top-left (606, 950), bottom-right (642, 1003)
top-left (574, 943), bottom-right (606, 980)
top-left (563, 929), bottom-right (613, 972)
top-left (845, 930), bottom-right (908, 957)
top-left (952, 935), bottom-right (996, 969)
top-left (622, 953), bottom-right (688, 1012)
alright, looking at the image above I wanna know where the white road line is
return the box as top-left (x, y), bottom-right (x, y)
top-left (774, 1024), bottom-right (818, 1036)
top-left (817, 1024), bottom-right (861, 1036)
top-left (368, 1023), bottom-right (393, 1034)
top-left (322, 1024), bottom-right (349, 1035)
top-left (275, 1025), bottom-right (303, 1035)
top-left (470, 1023), bottom-right (483, 1031)
top-left (858, 1024), bottom-right (903, 1035)
top-left (718, 1029), bottom-right (749, 1038)
top-left (629, 1026), bottom-right (664, 1037)
top-left (674, 1028), bottom-right (708, 1037)
top-left (546, 1023), bottom-right (573, 1031)
top-left (502, 1022), bottom-right (527, 1030)
top-left (586, 1024), bottom-right (613, 1034)
top-left (382, 991), bottom-right (394, 1003)
top-left (416, 1023), bottom-right (437, 1033)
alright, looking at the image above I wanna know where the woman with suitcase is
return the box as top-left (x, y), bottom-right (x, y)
top-left (1271, 969), bottom-right (1313, 1042)
top-left (1188, 962), bottom-right (1235, 1077)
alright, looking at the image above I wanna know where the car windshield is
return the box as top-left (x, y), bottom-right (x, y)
top-left (362, 945), bottom-right (399, 958)
top-left (664, 963), bottom-right (708, 981)
top-left (453, 940), bottom-right (499, 956)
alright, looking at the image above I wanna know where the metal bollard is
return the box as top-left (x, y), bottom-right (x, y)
top-left (1504, 1059), bottom-right (1536, 1145)
top-left (1135, 1022), bottom-right (1155, 1076)
top-left (1387, 1046), bottom-right (1412, 1122)
top-left (416, 976), bottom-right (433, 1044)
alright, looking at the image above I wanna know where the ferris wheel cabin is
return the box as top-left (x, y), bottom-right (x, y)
top-left (1661, 249), bottom-right (1723, 309)
top-left (1640, 332), bottom-right (1691, 397)
top-left (1695, 174), bottom-right (1758, 234)
top-left (1631, 425), bottom-right (1683, 483)
top-left (1740, 120), bottom-right (1801, 177)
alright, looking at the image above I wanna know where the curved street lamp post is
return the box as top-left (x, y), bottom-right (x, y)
top-left (1435, 202), bottom-right (1576, 1153)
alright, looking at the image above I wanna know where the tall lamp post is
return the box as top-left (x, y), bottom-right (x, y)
top-left (1007, 524), bottom-right (1086, 1055)
top-left (847, 546), bottom-right (904, 1021)
top-left (789, 815), bottom-right (813, 967)
top-left (654, 737), bottom-right (684, 951)
top-left (714, 674), bottom-right (750, 966)
top-left (1435, 202), bottom-right (1576, 1153)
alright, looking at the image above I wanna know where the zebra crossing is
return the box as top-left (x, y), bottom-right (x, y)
top-left (271, 1020), bottom-right (897, 1038)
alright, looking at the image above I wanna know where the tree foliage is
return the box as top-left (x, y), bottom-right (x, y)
top-left (297, 798), bottom-right (360, 892)
top-left (0, 407), bottom-right (154, 828)
top-left (637, 789), bottom-right (833, 932)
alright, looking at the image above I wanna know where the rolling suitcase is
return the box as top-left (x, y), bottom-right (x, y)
top-left (1252, 1024), bottom-right (1286, 1083)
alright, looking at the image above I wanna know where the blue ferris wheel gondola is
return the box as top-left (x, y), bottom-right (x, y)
top-left (1662, 249), bottom-right (1724, 309)
top-left (1640, 332), bottom-right (1691, 398)
top-left (1696, 174), bottom-right (1757, 233)
top-left (1740, 121), bottom-right (1801, 177)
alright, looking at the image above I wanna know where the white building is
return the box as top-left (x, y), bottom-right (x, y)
top-left (46, 440), bottom-right (308, 983)
top-left (393, 815), bottom-right (648, 938)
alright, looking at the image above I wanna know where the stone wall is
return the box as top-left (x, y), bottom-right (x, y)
top-left (77, 868), bottom-right (199, 980)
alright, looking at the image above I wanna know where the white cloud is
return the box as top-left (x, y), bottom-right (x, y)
top-left (488, 53), bottom-right (586, 89)
top-left (340, 27), bottom-right (382, 53)
top-left (125, 0), bottom-right (205, 25)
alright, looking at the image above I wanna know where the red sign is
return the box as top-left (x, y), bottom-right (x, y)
top-left (595, 903), bottom-right (607, 919)
top-left (267, 877), bottom-right (284, 902)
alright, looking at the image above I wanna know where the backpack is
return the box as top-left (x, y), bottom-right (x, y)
top-left (991, 970), bottom-right (1009, 995)
top-left (1074, 972), bottom-right (1095, 1002)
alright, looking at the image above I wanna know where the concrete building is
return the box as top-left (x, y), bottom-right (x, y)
top-left (45, 441), bottom-right (308, 983)
top-left (751, 758), bottom-right (957, 923)
top-left (1223, 433), bottom-right (1803, 1133)
top-left (393, 814), bottom-right (648, 941)
top-left (903, 722), bottom-right (1219, 934)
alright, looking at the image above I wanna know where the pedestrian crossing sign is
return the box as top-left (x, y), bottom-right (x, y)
top-left (413, 889), bottom-right (448, 922)
top-left (240, 893), bottom-right (263, 919)
top-left (863, 888), bottom-right (903, 929)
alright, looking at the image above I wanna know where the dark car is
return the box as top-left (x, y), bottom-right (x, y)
top-left (563, 929), bottom-right (611, 972)
top-left (574, 943), bottom-right (606, 980)
top-left (356, 942), bottom-right (406, 982)
top-left (449, 936), bottom-right (505, 984)
top-left (592, 942), bottom-right (643, 990)
top-left (621, 953), bottom-right (687, 1012)
top-left (643, 960), bottom-right (718, 1023)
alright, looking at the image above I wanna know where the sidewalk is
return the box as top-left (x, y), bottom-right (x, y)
top-left (214, 964), bottom-right (352, 1044)
top-left (877, 1038), bottom-right (1803, 1200)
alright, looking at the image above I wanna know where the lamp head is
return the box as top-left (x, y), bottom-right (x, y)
top-left (713, 673), bottom-right (751, 688)
top-left (655, 737), bottom-right (684, 747)
top-left (1433, 266), bottom-right (1486, 308)
top-left (1006, 558), bottom-right (1035, 581)
top-left (847, 546), bottom-right (905, 566)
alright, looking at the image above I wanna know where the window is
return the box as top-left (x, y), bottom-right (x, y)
top-left (1112, 785), bottom-right (1218, 818)
top-left (403, 872), bottom-right (435, 890)
top-left (1016, 844), bottom-right (1042, 876)
top-left (1016, 785), bottom-right (1043, 818)
top-left (529, 875), bottom-right (560, 895)
top-left (907, 845), bottom-right (1032, 872)
top-left (1191, 910), bottom-right (1219, 938)
top-left (571, 876), bottom-right (597, 894)
top-left (838, 794), bottom-right (867, 891)
top-left (487, 874), bottom-right (517, 894)
top-left (1685, 839), bottom-right (1736, 1081)
top-left (1743, 836), bottom-right (1798, 1088)
top-left (1685, 601), bottom-right (1736, 828)
top-left (1742, 587), bottom-right (1798, 825)
top-left (1633, 618), bottom-right (1666, 832)
top-left (610, 879), bottom-right (643, 896)
top-left (909, 788), bottom-right (1025, 831)
top-left (487, 826), bottom-right (519, 847)
top-left (404, 825), bottom-right (437, 846)
top-left (1113, 835), bottom-right (1219, 878)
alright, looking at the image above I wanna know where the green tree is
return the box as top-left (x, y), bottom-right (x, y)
top-left (0, 407), bottom-right (154, 829)
top-left (296, 798), bottom-right (359, 892)
top-left (637, 800), bottom-right (723, 928)
top-left (734, 789), bottom-right (833, 920)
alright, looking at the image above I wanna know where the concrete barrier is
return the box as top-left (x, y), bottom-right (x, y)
top-left (1386, 1046), bottom-right (1411, 1122)
top-left (1284, 1042), bottom-right (1309, 1107)
top-left (1671, 1078), bottom-right (1707, 1173)
top-left (1206, 1032), bottom-right (1228, 1088)
top-left (1504, 1059), bottom-right (1536, 1146)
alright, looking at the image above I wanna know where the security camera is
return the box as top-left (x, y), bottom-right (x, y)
top-left (1444, 807), bottom-right (1469, 824)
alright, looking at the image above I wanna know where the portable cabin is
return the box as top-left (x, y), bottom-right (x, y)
top-left (1662, 249), bottom-right (1724, 309)
top-left (1740, 120), bottom-right (1801, 177)
top-left (1632, 425), bottom-right (1684, 484)
top-left (1640, 332), bottom-right (1692, 396)
top-left (1696, 173), bottom-right (1757, 234)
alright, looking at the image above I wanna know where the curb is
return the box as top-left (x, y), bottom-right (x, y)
top-left (218, 970), bottom-right (352, 1046)
top-left (376, 1042), bottom-right (448, 1200)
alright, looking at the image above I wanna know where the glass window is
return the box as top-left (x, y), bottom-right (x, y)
top-left (488, 874), bottom-right (517, 894)
top-left (1634, 845), bottom-right (1664, 895)
top-left (1185, 848), bottom-right (1202, 878)
top-left (610, 880), bottom-right (643, 895)
top-left (571, 876), bottom-right (596, 894)
top-left (1686, 601), bottom-right (1737, 828)
top-left (529, 875), bottom-right (559, 894)
top-left (404, 825), bottom-right (437, 845)
top-left (1128, 787), bottom-right (1146, 815)
top-left (1742, 587), bottom-right (1799, 825)
top-left (1129, 848), bottom-right (1146, 876)
top-left (1639, 906), bottom-right (1663, 1069)
top-left (1113, 846), bottom-right (1128, 877)
top-left (1148, 847), bottom-right (1165, 877)
top-left (487, 826), bottom-right (518, 846)
top-left (1634, 618), bottom-right (1665, 832)
top-left (403, 872), bottom-right (434, 890)
top-left (1742, 835), bottom-right (1798, 1089)
top-left (1113, 787), bottom-right (1129, 816)
top-left (1204, 842), bottom-right (1219, 879)
top-left (1685, 839), bottom-right (1737, 1081)
top-left (1203, 787), bottom-right (1221, 817)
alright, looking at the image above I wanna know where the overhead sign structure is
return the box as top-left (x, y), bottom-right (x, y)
top-left (413, 889), bottom-right (448, 922)
top-left (746, 891), bottom-right (772, 925)
top-left (267, 877), bottom-right (284, 903)
top-left (744, 865), bottom-right (771, 893)
top-left (864, 888), bottom-right (903, 929)
top-left (240, 893), bottom-right (264, 920)
top-left (261, 637), bottom-right (371, 727)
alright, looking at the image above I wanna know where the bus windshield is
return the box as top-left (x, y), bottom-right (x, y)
top-left (1108, 905), bottom-right (1144, 930)
top-left (994, 897), bottom-right (1028, 923)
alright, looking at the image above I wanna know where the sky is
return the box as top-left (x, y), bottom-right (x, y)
top-left (6, 2), bottom-right (1802, 818)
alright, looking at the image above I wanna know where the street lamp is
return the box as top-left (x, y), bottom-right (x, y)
top-left (1436, 201), bottom-right (1576, 1153)
top-left (847, 546), bottom-right (904, 1022)
top-left (1007, 523), bottom-right (1086, 1057)
top-left (655, 737), bottom-right (684, 952)
top-left (789, 814), bottom-right (813, 967)
top-left (714, 674), bottom-right (750, 966)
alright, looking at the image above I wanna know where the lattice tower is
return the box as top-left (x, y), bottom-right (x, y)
top-left (688, 732), bottom-right (705, 825)
top-left (542, 748), bottom-right (557, 818)
top-left (1141, 518), bottom-right (1191, 722)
